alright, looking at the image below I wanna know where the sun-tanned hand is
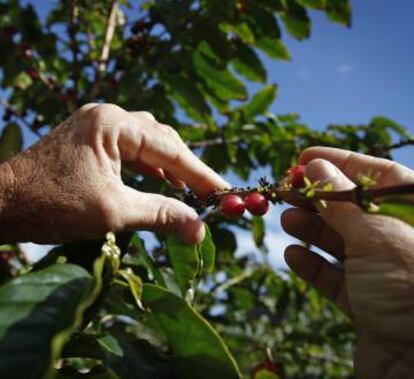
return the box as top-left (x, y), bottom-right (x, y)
top-left (281, 147), bottom-right (414, 379)
top-left (0, 103), bottom-right (229, 245)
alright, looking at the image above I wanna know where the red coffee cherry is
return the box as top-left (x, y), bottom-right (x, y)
top-left (219, 194), bottom-right (245, 219)
top-left (244, 192), bottom-right (269, 216)
top-left (288, 164), bottom-right (306, 188)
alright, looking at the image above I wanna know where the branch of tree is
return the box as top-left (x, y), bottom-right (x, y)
top-left (90, 0), bottom-right (118, 99)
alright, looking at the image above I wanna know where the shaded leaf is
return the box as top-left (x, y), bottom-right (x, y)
top-left (231, 43), bottom-right (266, 83)
top-left (142, 284), bottom-right (242, 379)
top-left (0, 123), bottom-right (23, 162)
top-left (193, 41), bottom-right (247, 102)
top-left (129, 234), bottom-right (166, 288)
top-left (166, 237), bottom-right (199, 296)
top-left (281, 1), bottom-right (311, 40)
top-left (0, 264), bottom-right (97, 378)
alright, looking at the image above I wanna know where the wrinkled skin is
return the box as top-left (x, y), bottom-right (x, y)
top-left (0, 103), bottom-right (229, 245)
top-left (281, 147), bottom-right (414, 378)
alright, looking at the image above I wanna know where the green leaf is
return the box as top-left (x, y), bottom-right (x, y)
top-left (281, 1), bottom-right (311, 40)
top-left (252, 216), bottom-right (265, 247)
top-left (242, 85), bottom-right (277, 120)
top-left (165, 74), bottom-right (212, 123)
top-left (0, 263), bottom-right (99, 378)
top-left (63, 332), bottom-right (172, 379)
top-left (129, 234), bottom-right (166, 288)
top-left (326, 0), bottom-right (352, 27)
top-left (193, 41), bottom-right (247, 102)
top-left (371, 198), bottom-right (414, 228)
top-left (166, 237), bottom-right (199, 296)
top-left (142, 284), bottom-right (242, 379)
top-left (0, 123), bottom-right (23, 162)
top-left (370, 116), bottom-right (412, 139)
top-left (221, 22), bottom-right (255, 45)
top-left (197, 224), bottom-right (216, 273)
top-left (257, 39), bottom-right (291, 60)
top-left (231, 43), bottom-right (266, 83)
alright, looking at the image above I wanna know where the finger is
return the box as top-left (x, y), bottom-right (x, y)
top-left (281, 208), bottom-right (345, 260)
top-left (305, 158), bottom-right (365, 236)
top-left (123, 111), bottom-right (230, 195)
top-left (300, 147), bottom-right (414, 186)
top-left (285, 245), bottom-right (352, 317)
top-left (129, 111), bottom-right (157, 122)
top-left (125, 161), bottom-right (165, 179)
top-left (164, 170), bottom-right (186, 190)
top-left (116, 186), bottom-right (205, 245)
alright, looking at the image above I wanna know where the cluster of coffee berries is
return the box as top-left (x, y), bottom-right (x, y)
top-left (219, 192), bottom-right (269, 219)
top-left (217, 165), bottom-right (306, 219)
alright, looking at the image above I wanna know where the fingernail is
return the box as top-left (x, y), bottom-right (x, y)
top-left (306, 159), bottom-right (338, 184)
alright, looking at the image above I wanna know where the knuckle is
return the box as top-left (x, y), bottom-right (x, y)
top-left (78, 102), bottom-right (99, 114)
top-left (88, 103), bottom-right (124, 123)
top-left (138, 111), bottom-right (156, 122)
top-left (160, 124), bottom-right (180, 139)
top-left (154, 198), bottom-right (175, 231)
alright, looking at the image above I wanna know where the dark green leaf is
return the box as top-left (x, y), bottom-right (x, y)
top-left (129, 234), bottom-right (167, 288)
top-left (326, 0), bottom-right (352, 27)
top-left (0, 264), bottom-right (98, 378)
top-left (165, 74), bottom-right (212, 122)
top-left (231, 43), bottom-right (266, 83)
top-left (166, 237), bottom-right (199, 295)
top-left (63, 332), bottom-right (172, 379)
top-left (142, 284), bottom-right (242, 379)
top-left (0, 123), bottom-right (23, 162)
top-left (281, 1), bottom-right (311, 40)
top-left (193, 41), bottom-right (247, 102)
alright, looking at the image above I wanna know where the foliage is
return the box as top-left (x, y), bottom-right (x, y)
top-left (0, 1), bottom-right (411, 378)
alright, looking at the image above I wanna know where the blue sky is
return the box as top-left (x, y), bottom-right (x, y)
top-left (13, 1), bottom-right (414, 265)
top-left (266, 0), bottom-right (414, 167)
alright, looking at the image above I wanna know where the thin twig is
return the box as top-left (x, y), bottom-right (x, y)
top-left (90, 0), bottom-right (119, 99)
top-left (386, 138), bottom-right (414, 150)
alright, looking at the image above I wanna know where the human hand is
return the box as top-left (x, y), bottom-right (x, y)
top-left (0, 103), bottom-right (228, 245)
top-left (281, 147), bottom-right (414, 378)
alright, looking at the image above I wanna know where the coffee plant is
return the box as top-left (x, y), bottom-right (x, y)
top-left (0, 1), bottom-right (413, 378)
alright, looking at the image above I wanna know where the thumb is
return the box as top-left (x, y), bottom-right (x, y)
top-left (306, 158), bottom-right (363, 237)
top-left (117, 186), bottom-right (205, 245)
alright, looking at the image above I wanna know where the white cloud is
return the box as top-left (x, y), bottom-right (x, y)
top-left (336, 62), bottom-right (354, 75)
